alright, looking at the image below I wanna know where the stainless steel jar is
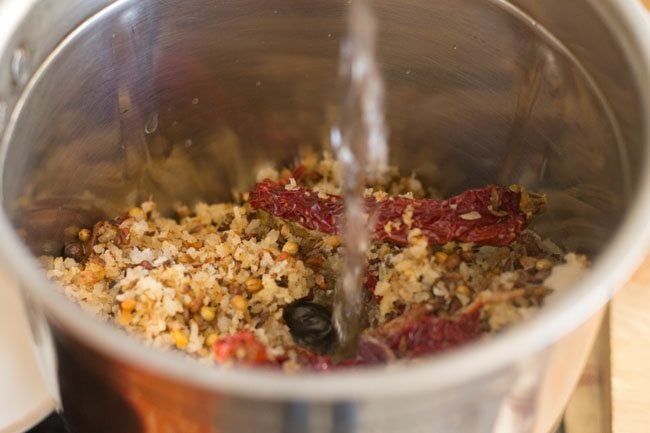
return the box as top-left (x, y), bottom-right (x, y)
top-left (0, 0), bottom-right (648, 432)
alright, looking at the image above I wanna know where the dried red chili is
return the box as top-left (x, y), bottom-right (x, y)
top-left (278, 164), bottom-right (322, 186)
top-left (294, 335), bottom-right (395, 370)
top-left (365, 271), bottom-right (380, 301)
top-left (344, 335), bottom-right (396, 366)
top-left (213, 331), bottom-right (270, 366)
top-left (248, 179), bottom-right (545, 247)
top-left (372, 306), bottom-right (482, 359)
top-left (292, 305), bottom-right (482, 370)
top-left (212, 307), bottom-right (482, 369)
top-left (292, 349), bottom-right (336, 371)
top-left (118, 227), bottom-right (130, 245)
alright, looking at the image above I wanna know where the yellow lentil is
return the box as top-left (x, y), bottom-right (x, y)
top-left (282, 241), bottom-right (300, 255)
top-left (128, 207), bottom-right (145, 220)
top-left (78, 228), bottom-right (92, 243)
top-left (231, 295), bottom-right (248, 312)
top-left (444, 254), bottom-right (461, 269)
top-left (205, 333), bottom-right (219, 347)
top-left (535, 258), bottom-right (553, 271)
top-left (118, 310), bottom-right (132, 326)
top-left (434, 251), bottom-right (448, 264)
top-left (200, 306), bottom-right (216, 322)
top-left (244, 278), bottom-right (263, 294)
top-left (171, 329), bottom-right (189, 349)
top-left (121, 298), bottom-right (137, 312)
top-left (323, 235), bottom-right (341, 248)
top-left (456, 285), bottom-right (472, 296)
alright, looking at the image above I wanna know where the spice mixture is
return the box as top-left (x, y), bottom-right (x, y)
top-left (41, 153), bottom-right (587, 371)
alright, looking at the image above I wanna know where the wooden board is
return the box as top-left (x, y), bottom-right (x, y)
top-left (563, 260), bottom-right (650, 433)
top-left (610, 256), bottom-right (650, 433)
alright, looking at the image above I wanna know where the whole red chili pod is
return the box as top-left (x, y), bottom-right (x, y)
top-left (248, 179), bottom-right (545, 247)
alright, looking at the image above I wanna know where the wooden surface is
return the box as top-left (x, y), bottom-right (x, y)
top-left (563, 259), bottom-right (650, 433)
top-left (563, 318), bottom-right (610, 433)
top-left (610, 257), bottom-right (650, 433)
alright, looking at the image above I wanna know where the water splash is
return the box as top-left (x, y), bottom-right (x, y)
top-left (332, 0), bottom-right (388, 358)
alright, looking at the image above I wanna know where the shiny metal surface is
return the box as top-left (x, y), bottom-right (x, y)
top-left (0, 0), bottom-right (648, 432)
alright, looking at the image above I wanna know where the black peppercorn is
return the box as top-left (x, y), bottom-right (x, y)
top-left (283, 299), bottom-right (336, 354)
top-left (63, 241), bottom-right (85, 261)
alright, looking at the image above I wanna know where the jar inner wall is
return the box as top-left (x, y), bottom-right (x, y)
top-left (0, 0), bottom-right (645, 263)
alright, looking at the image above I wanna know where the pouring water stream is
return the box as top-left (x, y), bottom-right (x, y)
top-left (331, 0), bottom-right (388, 358)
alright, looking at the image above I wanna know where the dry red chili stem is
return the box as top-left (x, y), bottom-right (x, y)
top-left (248, 179), bottom-right (544, 247)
